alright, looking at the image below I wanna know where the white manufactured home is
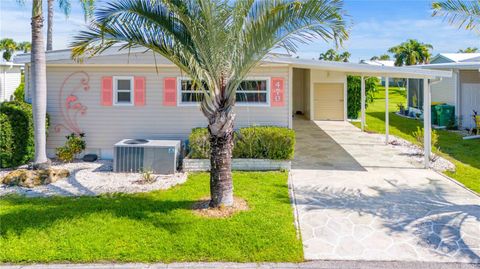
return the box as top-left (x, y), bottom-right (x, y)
top-left (407, 53), bottom-right (480, 129)
top-left (0, 61), bottom-right (22, 102)
top-left (16, 48), bottom-right (450, 165)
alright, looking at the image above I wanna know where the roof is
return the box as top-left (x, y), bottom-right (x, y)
top-left (360, 60), bottom-right (395, 67)
top-left (14, 47), bottom-right (451, 79)
top-left (431, 53), bottom-right (480, 63)
top-left (265, 56), bottom-right (451, 79)
top-left (415, 62), bottom-right (480, 70)
top-left (0, 59), bottom-right (23, 67)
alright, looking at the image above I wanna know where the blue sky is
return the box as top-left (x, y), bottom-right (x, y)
top-left (1, 0), bottom-right (478, 62)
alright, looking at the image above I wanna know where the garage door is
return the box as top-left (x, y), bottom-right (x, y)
top-left (314, 83), bottom-right (344, 120)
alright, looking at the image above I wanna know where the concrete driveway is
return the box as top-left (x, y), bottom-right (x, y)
top-left (291, 118), bottom-right (480, 263)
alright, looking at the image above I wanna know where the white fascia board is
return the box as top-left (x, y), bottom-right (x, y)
top-left (265, 57), bottom-right (452, 79)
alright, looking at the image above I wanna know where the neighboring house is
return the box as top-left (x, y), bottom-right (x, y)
top-left (0, 61), bottom-right (22, 102)
top-left (359, 60), bottom-right (401, 87)
top-left (407, 53), bottom-right (480, 129)
top-left (15, 48), bottom-right (448, 159)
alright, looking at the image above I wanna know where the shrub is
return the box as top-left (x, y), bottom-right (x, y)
top-left (0, 114), bottom-right (13, 168)
top-left (56, 133), bottom-right (86, 162)
top-left (188, 126), bottom-right (295, 160)
top-left (0, 101), bottom-right (34, 167)
top-left (188, 128), bottom-right (210, 159)
top-left (13, 82), bottom-right (25, 102)
top-left (412, 126), bottom-right (438, 149)
top-left (347, 76), bottom-right (379, 119)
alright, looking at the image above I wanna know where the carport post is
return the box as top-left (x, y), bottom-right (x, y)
top-left (385, 77), bottom-right (389, 144)
top-left (423, 78), bottom-right (431, 168)
top-left (361, 75), bottom-right (366, 132)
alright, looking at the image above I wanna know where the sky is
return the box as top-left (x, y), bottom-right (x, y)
top-left (0, 0), bottom-right (479, 62)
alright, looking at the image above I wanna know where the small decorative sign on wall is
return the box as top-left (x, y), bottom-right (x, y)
top-left (270, 77), bottom-right (284, 107)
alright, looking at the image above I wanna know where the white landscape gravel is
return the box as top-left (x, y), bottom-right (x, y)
top-left (0, 160), bottom-right (188, 197)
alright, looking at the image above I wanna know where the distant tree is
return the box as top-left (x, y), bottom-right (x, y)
top-left (388, 39), bottom-right (433, 66)
top-left (17, 42), bottom-right (32, 53)
top-left (319, 49), bottom-right (351, 62)
top-left (432, 0), bottom-right (480, 32)
top-left (458, 47), bottom-right (479, 53)
top-left (0, 39), bottom-right (18, 61)
top-left (370, 54), bottom-right (391, 61)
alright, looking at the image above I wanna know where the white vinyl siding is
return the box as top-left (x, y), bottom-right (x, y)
top-left (0, 65), bottom-right (22, 102)
top-left (44, 65), bottom-right (289, 159)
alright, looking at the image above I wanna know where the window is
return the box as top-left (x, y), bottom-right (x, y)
top-left (114, 76), bottom-right (134, 105)
top-left (179, 79), bottom-right (205, 105)
top-left (236, 79), bottom-right (269, 105)
top-left (408, 79), bottom-right (424, 110)
top-left (178, 77), bottom-right (270, 106)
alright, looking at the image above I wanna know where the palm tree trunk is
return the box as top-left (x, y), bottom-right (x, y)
top-left (31, 0), bottom-right (49, 168)
top-left (46, 0), bottom-right (53, 51)
top-left (208, 111), bottom-right (235, 207)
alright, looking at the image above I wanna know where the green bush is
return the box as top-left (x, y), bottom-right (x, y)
top-left (347, 76), bottom-right (379, 119)
top-left (13, 82), bottom-right (25, 102)
top-left (0, 101), bottom-right (49, 168)
top-left (0, 114), bottom-right (13, 168)
top-left (188, 126), bottom-right (295, 160)
top-left (56, 133), bottom-right (86, 162)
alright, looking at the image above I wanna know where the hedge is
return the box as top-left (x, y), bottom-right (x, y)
top-left (347, 76), bottom-right (379, 119)
top-left (188, 126), bottom-right (295, 160)
top-left (0, 101), bottom-right (49, 168)
top-left (0, 114), bottom-right (13, 168)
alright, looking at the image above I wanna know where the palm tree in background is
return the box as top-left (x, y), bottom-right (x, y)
top-left (319, 49), bottom-right (351, 62)
top-left (0, 39), bottom-right (18, 61)
top-left (18, 41), bottom-right (32, 53)
top-left (458, 47), bottom-right (479, 53)
top-left (72, 0), bottom-right (348, 207)
top-left (46, 0), bottom-right (94, 51)
top-left (388, 39), bottom-right (433, 66)
top-left (432, 0), bottom-right (480, 33)
top-left (370, 54), bottom-right (391, 61)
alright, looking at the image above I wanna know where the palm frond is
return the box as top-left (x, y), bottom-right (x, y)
top-left (432, 0), bottom-right (480, 32)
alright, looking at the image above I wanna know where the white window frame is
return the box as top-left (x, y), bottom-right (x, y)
top-left (177, 76), bottom-right (271, 107)
top-left (177, 77), bottom-right (203, 107)
top-left (113, 76), bottom-right (134, 106)
top-left (235, 77), bottom-right (270, 107)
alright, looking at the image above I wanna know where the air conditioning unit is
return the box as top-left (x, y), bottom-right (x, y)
top-left (113, 139), bottom-right (181, 174)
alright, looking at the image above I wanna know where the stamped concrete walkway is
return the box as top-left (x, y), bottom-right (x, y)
top-left (291, 118), bottom-right (480, 263)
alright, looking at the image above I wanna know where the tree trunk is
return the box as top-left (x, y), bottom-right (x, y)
top-left (31, 0), bottom-right (49, 168)
top-left (208, 111), bottom-right (235, 208)
top-left (46, 0), bottom-right (53, 51)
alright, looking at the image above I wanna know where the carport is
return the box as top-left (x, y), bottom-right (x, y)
top-left (265, 56), bottom-right (452, 168)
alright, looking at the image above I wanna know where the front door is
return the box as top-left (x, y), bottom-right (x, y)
top-left (314, 83), bottom-right (344, 120)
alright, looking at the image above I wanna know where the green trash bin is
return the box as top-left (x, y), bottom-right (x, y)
top-left (435, 105), bottom-right (455, 127)
top-left (431, 105), bottom-right (438, 125)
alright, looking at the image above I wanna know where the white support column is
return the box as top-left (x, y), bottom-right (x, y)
top-left (361, 75), bottom-right (366, 132)
top-left (423, 78), bottom-right (431, 168)
top-left (385, 76), bottom-right (389, 144)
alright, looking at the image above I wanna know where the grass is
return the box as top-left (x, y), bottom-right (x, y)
top-left (352, 86), bottom-right (480, 193)
top-left (0, 172), bottom-right (303, 263)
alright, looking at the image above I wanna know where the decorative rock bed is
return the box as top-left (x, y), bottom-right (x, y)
top-left (0, 160), bottom-right (187, 197)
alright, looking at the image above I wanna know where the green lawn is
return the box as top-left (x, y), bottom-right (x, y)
top-left (352, 86), bottom-right (480, 193)
top-left (0, 172), bottom-right (303, 263)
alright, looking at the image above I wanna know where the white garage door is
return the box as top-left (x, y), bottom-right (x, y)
top-left (314, 83), bottom-right (344, 121)
top-left (461, 83), bottom-right (480, 129)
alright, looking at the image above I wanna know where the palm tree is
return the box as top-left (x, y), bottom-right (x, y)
top-left (31, 0), bottom-right (49, 168)
top-left (72, 0), bottom-right (348, 207)
top-left (388, 39), bottom-right (433, 66)
top-left (17, 41), bottom-right (32, 53)
top-left (0, 38), bottom-right (18, 61)
top-left (319, 49), bottom-right (350, 62)
top-left (432, 0), bottom-right (480, 32)
top-left (370, 54), bottom-right (390, 61)
top-left (458, 47), bottom-right (479, 53)
top-left (46, 0), bottom-right (94, 51)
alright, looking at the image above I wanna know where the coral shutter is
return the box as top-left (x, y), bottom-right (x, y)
top-left (134, 76), bottom-right (146, 106)
top-left (101, 76), bottom-right (113, 106)
top-left (270, 77), bottom-right (285, 107)
top-left (163, 77), bottom-right (177, 106)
